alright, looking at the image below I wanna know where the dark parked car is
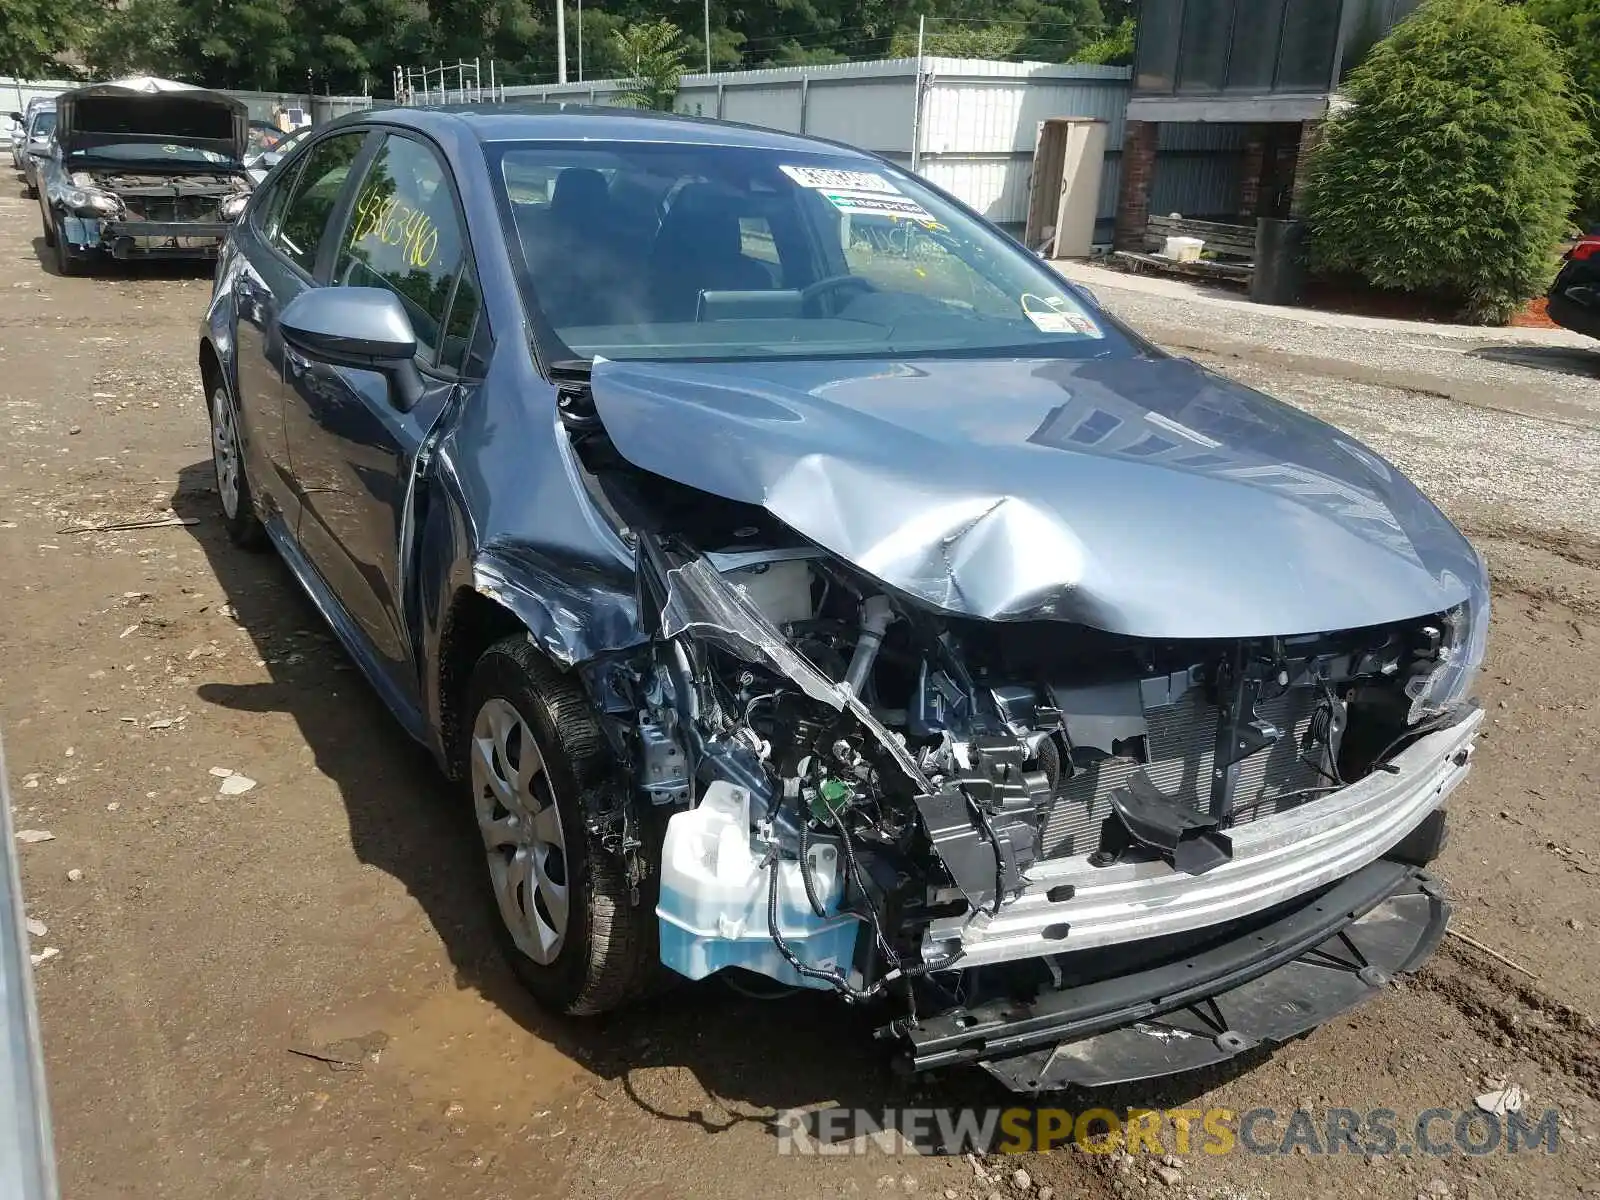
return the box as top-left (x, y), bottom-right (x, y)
top-left (38, 81), bottom-right (252, 275)
top-left (198, 105), bottom-right (1487, 1091)
top-left (1548, 231), bottom-right (1600, 341)
top-left (12, 104), bottom-right (55, 198)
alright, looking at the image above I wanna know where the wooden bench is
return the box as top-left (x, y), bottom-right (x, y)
top-left (1113, 216), bottom-right (1257, 283)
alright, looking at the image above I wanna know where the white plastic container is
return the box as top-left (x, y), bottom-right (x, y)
top-left (1163, 235), bottom-right (1205, 262)
top-left (657, 781), bottom-right (863, 990)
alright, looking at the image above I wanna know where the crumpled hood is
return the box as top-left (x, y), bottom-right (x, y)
top-left (57, 83), bottom-right (248, 163)
top-left (588, 354), bottom-right (1482, 638)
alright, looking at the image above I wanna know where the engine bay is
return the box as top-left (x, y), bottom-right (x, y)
top-left (562, 386), bottom-right (1479, 1017)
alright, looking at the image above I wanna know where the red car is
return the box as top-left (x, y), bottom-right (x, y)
top-left (1548, 231), bottom-right (1600, 340)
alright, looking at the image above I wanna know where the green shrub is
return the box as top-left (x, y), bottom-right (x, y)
top-left (1301, 0), bottom-right (1586, 323)
top-left (1525, 0), bottom-right (1600, 226)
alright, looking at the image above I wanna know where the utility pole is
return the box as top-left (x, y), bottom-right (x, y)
top-left (704, 0), bottom-right (712, 74)
top-left (910, 16), bottom-right (925, 172)
top-left (557, 0), bottom-right (568, 84)
top-left (577, 0), bottom-right (584, 81)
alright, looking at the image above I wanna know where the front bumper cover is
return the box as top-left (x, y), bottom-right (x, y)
top-left (61, 215), bottom-right (228, 259)
top-left (900, 858), bottom-right (1449, 1090)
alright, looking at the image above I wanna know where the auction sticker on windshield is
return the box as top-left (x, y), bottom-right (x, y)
top-left (820, 190), bottom-right (934, 222)
top-left (780, 164), bottom-right (900, 194)
top-left (1021, 293), bottom-right (1103, 337)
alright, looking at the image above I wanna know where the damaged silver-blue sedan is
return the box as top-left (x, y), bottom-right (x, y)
top-left (197, 105), bottom-right (1488, 1091)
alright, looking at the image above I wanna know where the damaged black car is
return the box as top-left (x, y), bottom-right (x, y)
top-left (39, 79), bottom-right (252, 275)
top-left (199, 105), bottom-right (1488, 1091)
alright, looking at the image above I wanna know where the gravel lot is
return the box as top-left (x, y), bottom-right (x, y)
top-left (3, 191), bottom-right (1599, 1200)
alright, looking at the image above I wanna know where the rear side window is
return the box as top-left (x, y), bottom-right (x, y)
top-left (272, 131), bottom-right (366, 274)
top-left (331, 133), bottom-right (470, 368)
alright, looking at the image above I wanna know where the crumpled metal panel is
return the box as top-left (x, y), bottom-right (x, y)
top-left (472, 540), bottom-right (642, 668)
top-left (589, 354), bottom-right (1485, 639)
top-left (652, 551), bottom-right (933, 789)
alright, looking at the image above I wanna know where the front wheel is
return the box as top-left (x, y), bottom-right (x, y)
top-left (464, 636), bottom-right (657, 1015)
top-left (52, 234), bottom-right (84, 277)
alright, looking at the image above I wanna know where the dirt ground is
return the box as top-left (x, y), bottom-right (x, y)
top-left (2, 182), bottom-right (1598, 1200)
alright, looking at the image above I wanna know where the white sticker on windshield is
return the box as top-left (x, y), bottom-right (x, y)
top-left (1021, 294), bottom-right (1103, 337)
top-left (819, 189), bottom-right (934, 222)
top-left (780, 164), bottom-right (901, 194)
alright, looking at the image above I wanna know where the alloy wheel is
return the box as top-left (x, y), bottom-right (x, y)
top-left (470, 697), bottom-right (570, 965)
top-left (210, 385), bottom-right (241, 519)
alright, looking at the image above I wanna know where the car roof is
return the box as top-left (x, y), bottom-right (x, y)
top-left (354, 102), bottom-right (878, 160)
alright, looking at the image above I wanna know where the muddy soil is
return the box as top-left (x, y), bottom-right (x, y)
top-left (2, 185), bottom-right (1597, 1200)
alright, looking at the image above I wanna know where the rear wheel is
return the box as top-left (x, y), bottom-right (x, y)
top-left (207, 382), bottom-right (267, 549)
top-left (464, 636), bottom-right (657, 1015)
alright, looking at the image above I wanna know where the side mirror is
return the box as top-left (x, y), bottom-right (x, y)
top-left (26, 144), bottom-right (48, 158)
top-left (280, 287), bottom-right (425, 411)
top-left (6, 112), bottom-right (20, 123)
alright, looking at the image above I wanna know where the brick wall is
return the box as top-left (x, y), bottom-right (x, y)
top-left (1113, 120), bottom-right (1160, 251)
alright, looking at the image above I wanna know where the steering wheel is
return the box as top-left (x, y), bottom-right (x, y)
top-left (800, 273), bottom-right (876, 316)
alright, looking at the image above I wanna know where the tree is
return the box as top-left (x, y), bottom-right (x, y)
top-left (79, 0), bottom-right (184, 78)
top-left (0, 0), bottom-right (90, 79)
top-left (888, 24), bottom-right (1025, 58)
top-left (175, 0), bottom-right (298, 89)
top-left (1071, 15), bottom-right (1134, 65)
top-left (1301, 0), bottom-right (1585, 323)
top-left (1525, 0), bottom-right (1600, 224)
top-left (613, 19), bottom-right (686, 110)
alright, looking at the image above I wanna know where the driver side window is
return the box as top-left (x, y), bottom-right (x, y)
top-left (331, 133), bottom-right (469, 368)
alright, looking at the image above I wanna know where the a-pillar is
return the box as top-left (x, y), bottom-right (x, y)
top-left (1113, 120), bottom-right (1159, 251)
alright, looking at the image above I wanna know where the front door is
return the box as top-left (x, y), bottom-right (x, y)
top-left (283, 130), bottom-right (484, 700)
top-left (238, 129), bottom-right (371, 529)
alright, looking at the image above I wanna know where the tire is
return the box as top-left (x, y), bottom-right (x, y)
top-left (52, 234), bottom-right (84, 277)
top-left (206, 380), bottom-right (267, 549)
top-left (464, 636), bottom-right (657, 1016)
top-left (40, 203), bottom-right (55, 248)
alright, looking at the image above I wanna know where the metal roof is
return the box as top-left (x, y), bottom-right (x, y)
top-left (362, 102), bottom-right (883, 155)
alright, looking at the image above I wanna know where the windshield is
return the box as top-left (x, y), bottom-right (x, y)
top-left (489, 141), bottom-right (1128, 363)
top-left (30, 112), bottom-right (55, 138)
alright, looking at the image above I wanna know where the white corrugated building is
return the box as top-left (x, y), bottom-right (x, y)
top-left (502, 58), bottom-right (1249, 239)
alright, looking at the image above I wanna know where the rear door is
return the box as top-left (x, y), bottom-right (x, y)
top-left (232, 129), bottom-right (372, 530)
top-left (283, 130), bottom-right (486, 701)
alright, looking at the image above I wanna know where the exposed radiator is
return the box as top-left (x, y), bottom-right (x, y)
top-left (120, 195), bottom-right (222, 223)
top-left (1038, 687), bottom-right (1326, 859)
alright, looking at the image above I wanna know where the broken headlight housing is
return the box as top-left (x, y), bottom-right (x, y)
top-left (1403, 565), bottom-right (1489, 724)
top-left (61, 174), bottom-right (121, 216)
top-left (220, 193), bottom-right (249, 221)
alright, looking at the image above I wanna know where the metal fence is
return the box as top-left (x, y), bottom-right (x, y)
top-left (3, 77), bottom-right (374, 128)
